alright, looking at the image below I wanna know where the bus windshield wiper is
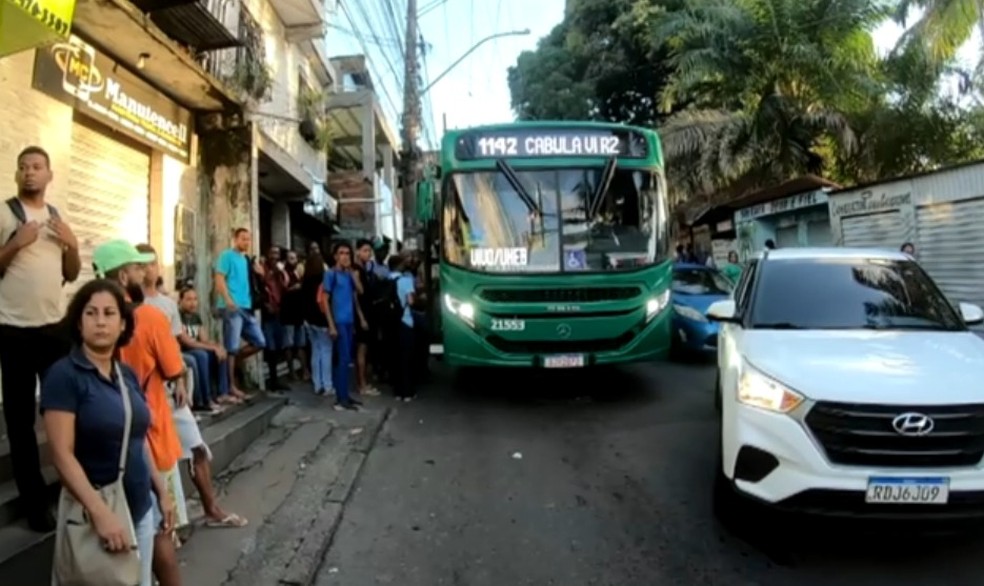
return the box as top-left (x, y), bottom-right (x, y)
top-left (587, 157), bottom-right (617, 219)
top-left (495, 159), bottom-right (540, 213)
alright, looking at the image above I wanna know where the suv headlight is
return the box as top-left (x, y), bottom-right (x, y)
top-left (443, 293), bottom-right (475, 326)
top-left (673, 304), bottom-right (706, 322)
top-left (646, 289), bottom-right (671, 321)
top-left (738, 364), bottom-right (804, 413)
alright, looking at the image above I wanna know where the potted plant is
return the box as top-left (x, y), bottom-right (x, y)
top-left (297, 87), bottom-right (333, 152)
top-left (229, 55), bottom-right (273, 102)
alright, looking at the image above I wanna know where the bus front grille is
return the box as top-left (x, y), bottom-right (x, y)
top-left (478, 287), bottom-right (641, 303)
top-left (486, 332), bottom-right (635, 354)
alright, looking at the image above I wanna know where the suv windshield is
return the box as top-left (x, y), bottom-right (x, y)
top-left (749, 258), bottom-right (965, 331)
top-left (673, 268), bottom-right (733, 295)
top-left (441, 167), bottom-right (668, 273)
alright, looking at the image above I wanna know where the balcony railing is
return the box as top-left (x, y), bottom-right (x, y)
top-left (197, 5), bottom-right (271, 102)
top-left (130, 0), bottom-right (242, 51)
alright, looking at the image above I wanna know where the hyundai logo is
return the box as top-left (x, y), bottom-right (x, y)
top-left (556, 323), bottom-right (572, 338)
top-left (891, 412), bottom-right (935, 437)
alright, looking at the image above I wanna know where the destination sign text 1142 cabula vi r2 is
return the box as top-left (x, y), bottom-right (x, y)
top-left (455, 128), bottom-right (649, 160)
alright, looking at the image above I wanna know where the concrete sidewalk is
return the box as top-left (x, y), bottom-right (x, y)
top-left (178, 389), bottom-right (390, 586)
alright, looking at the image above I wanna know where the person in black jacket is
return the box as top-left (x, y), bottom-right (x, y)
top-left (301, 253), bottom-right (334, 395)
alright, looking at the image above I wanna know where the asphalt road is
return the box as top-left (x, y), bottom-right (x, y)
top-left (315, 357), bottom-right (984, 586)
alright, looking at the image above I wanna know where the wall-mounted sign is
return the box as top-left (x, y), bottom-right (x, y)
top-left (455, 128), bottom-right (649, 160)
top-left (830, 184), bottom-right (912, 217)
top-left (32, 34), bottom-right (193, 162)
top-left (0, 0), bottom-right (75, 57)
top-left (737, 189), bottom-right (827, 222)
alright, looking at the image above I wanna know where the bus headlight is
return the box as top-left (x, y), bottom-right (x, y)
top-left (646, 289), bottom-right (671, 321)
top-left (443, 294), bottom-right (475, 326)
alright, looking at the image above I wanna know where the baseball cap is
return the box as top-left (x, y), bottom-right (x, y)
top-left (92, 239), bottom-right (156, 277)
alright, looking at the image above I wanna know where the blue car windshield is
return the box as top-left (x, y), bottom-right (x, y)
top-left (673, 268), bottom-right (733, 296)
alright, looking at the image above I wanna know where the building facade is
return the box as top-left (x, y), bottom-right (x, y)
top-left (828, 160), bottom-right (984, 309)
top-left (326, 55), bottom-right (401, 248)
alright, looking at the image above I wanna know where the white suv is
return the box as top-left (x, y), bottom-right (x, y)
top-left (708, 247), bottom-right (984, 526)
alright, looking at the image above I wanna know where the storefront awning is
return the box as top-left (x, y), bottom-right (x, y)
top-left (0, 0), bottom-right (76, 57)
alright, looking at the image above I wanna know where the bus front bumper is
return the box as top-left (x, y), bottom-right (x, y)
top-left (440, 308), bottom-right (672, 368)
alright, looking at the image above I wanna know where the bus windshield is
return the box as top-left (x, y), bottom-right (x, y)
top-left (441, 167), bottom-right (668, 273)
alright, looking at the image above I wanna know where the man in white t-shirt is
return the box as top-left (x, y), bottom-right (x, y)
top-left (0, 146), bottom-right (82, 532)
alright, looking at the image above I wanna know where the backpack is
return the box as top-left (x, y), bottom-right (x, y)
top-left (373, 276), bottom-right (405, 326)
top-left (1, 197), bottom-right (61, 279)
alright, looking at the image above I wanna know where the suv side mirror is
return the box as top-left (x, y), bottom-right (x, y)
top-left (706, 299), bottom-right (738, 323)
top-left (959, 302), bottom-right (984, 326)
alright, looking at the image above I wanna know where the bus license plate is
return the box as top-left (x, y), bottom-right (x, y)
top-left (865, 477), bottom-right (949, 505)
top-left (543, 354), bottom-right (585, 368)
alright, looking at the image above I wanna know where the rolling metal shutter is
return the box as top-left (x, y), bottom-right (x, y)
top-left (841, 211), bottom-right (903, 250)
top-left (776, 225), bottom-right (798, 248)
top-left (916, 198), bottom-right (984, 309)
top-left (806, 219), bottom-right (832, 246)
top-left (65, 121), bottom-right (151, 301)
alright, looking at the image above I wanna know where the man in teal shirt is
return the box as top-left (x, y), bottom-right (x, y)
top-left (213, 228), bottom-right (265, 398)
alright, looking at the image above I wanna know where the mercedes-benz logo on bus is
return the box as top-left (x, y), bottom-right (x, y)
top-left (556, 323), bottom-right (572, 338)
top-left (891, 412), bottom-right (935, 436)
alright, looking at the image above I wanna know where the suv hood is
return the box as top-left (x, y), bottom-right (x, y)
top-left (743, 330), bottom-right (984, 405)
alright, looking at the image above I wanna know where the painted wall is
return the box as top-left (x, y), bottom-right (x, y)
top-left (244, 0), bottom-right (328, 185)
top-left (734, 205), bottom-right (830, 259)
top-left (0, 49), bottom-right (72, 209)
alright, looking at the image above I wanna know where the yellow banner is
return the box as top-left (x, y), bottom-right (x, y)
top-left (0, 0), bottom-right (76, 58)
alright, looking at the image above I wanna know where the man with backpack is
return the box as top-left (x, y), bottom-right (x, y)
top-left (0, 146), bottom-right (81, 531)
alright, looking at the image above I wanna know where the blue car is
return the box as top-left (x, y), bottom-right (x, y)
top-left (671, 263), bottom-right (735, 355)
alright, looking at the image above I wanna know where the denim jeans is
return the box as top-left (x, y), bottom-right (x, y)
top-left (333, 323), bottom-right (355, 404)
top-left (136, 492), bottom-right (157, 586)
top-left (183, 348), bottom-right (230, 405)
top-left (307, 324), bottom-right (334, 392)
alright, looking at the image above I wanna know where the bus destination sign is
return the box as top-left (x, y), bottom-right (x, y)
top-left (455, 128), bottom-right (648, 160)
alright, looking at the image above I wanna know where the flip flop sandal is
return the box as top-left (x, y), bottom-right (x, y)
top-left (205, 513), bottom-right (248, 528)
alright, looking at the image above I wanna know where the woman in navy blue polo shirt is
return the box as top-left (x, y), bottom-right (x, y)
top-left (41, 279), bottom-right (179, 586)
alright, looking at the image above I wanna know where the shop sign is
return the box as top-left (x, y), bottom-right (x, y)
top-left (737, 189), bottom-right (827, 222)
top-left (0, 0), bottom-right (75, 57)
top-left (32, 34), bottom-right (193, 162)
top-left (830, 183), bottom-right (912, 217)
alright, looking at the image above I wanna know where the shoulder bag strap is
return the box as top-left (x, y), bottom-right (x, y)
top-left (114, 363), bottom-right (134, 482)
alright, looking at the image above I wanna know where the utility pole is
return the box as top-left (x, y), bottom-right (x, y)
top-left (400, 0), bottom-right (421, 244)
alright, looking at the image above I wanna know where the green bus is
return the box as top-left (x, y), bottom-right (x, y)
top-left (429, 121), bottom-right (673, 368)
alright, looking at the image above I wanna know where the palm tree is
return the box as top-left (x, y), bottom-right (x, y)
top-left (651, 0), bottom-right (890, 199)
top-left (892, 0), bottom-right (983, 78)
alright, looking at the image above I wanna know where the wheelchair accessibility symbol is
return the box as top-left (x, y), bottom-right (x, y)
top-left (565, 250), bottom-right (586, 270)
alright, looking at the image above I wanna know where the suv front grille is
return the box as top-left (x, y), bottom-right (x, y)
top-left (805, 401), bottom-right (984, 468)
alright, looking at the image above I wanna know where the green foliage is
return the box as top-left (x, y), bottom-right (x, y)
top-left (229, 56), bottom-right (273, 103)
top-left (297, 87), bottom-right (334, 153)
top-left (508, 0), bottom-right (686, 127)
top-left (507, 0), bottom-right (984, 204)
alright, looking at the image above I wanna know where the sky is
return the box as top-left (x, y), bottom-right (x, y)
top-left (326, 1), bottom-right (981, 152)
